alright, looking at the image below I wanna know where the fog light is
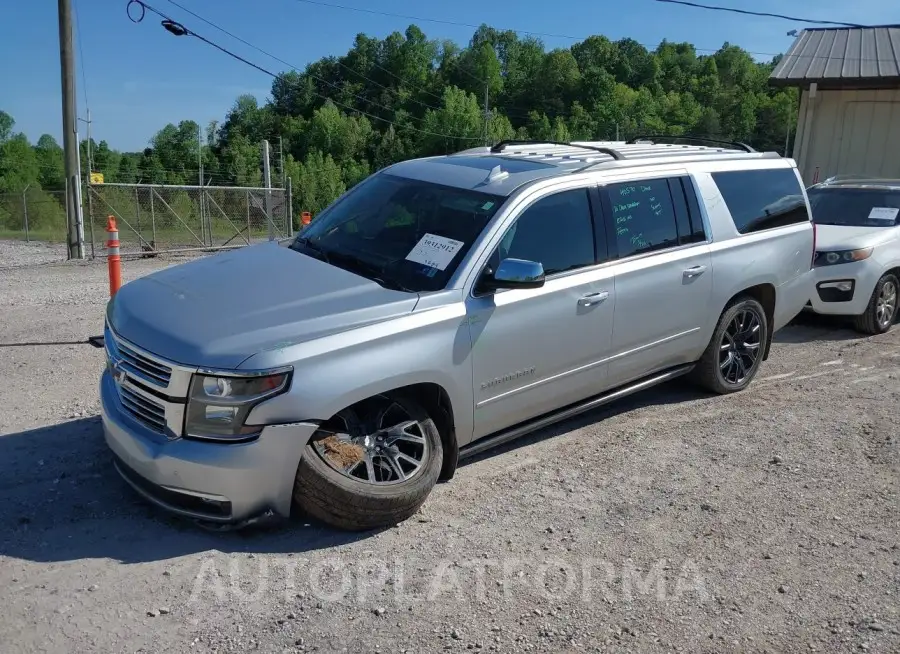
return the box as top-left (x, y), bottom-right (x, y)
top-left (820, 281), bottom-right (853, 292)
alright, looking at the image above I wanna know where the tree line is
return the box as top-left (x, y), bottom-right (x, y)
top-left (0, 23), bottom-right (796, 233)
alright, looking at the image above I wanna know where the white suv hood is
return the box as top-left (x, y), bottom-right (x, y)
top-left (815, 224), bottom-right (897, 251)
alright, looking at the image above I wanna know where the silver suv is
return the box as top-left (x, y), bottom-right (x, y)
top-left (100, 138), bottom-right (815, 531)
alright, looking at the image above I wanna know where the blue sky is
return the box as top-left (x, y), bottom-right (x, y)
top-left (2, 0), bottom-right (896, 151)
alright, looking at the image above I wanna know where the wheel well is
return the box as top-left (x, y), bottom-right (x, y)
top-left (886, 266), bottom-right (900, 282)
top-left (334, 383), bottom-right (459, 482)
top-left (732, 283), bottom-right (776, 360)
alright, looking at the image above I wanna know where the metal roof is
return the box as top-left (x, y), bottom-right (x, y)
top-left (384, 141), bottom-right (781, 196)
top-left (769, 26), bottom-right (900, 87)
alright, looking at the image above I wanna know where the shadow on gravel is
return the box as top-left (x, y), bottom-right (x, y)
top-left (0, 418), bottom-right (372, 565)
top-left (460, 378), bottom-right (711, 467)
top-left (775, 311), bottom-right (898, 344)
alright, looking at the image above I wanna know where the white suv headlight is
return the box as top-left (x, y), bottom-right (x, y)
top-left (814, 247), bottom-right (873, 267)
top-left (184, 368), bottom-right (292, 441)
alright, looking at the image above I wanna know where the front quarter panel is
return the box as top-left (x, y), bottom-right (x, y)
top-left (241, 291), bottom-right (476, 447)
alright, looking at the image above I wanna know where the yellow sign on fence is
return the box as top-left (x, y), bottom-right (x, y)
top-left (90, 172), bottom-right (104, 184)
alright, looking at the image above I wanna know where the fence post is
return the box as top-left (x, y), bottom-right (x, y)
top-left (286, 177), bottom-right (294, 238)
top-left (135, 186), bottom-right (141, 252)
top-left (150, 188), bottom-right (157, 248)
top-left (86, 185), bottom-right (96, 259)
top-left (22, 188), bottom-right (29, 242)
top-left (246, 189), bottom-right (251, 240)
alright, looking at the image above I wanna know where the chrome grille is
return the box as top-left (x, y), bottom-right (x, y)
top-left (119, 384), bottom-right (167, 434)
top-left (116, 340), bottom-right (172, 387)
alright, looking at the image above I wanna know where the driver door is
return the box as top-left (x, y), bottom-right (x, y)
top-left (466, 185), bottom-right (617, 439)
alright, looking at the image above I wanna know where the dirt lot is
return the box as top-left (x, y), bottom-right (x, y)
top-left (1, 240), bottom-right (898, 654)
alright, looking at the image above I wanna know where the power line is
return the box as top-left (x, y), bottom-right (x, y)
top-left (164, 0), bottom-right (449, 116)
top-left (72, 0), bottom-right (90, 109)
top-left (281, 0), bottom-right (896, 65)
top-left (128, 1), bottom-right (481, 141)
top-left (162, 0), bottom-right (440, 119)
top-left (650, 1), bottom-right (870, 28)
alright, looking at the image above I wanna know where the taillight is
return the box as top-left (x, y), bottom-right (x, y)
top-left (811, 222), bottom-right (817, 269)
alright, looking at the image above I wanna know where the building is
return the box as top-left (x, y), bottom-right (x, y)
top-left (769, 26), bottom-right (900, 184)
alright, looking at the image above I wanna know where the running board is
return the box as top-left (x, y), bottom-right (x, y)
top-left (458, 364), bottom-right (694, 460)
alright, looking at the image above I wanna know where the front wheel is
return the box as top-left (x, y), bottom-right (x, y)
top-left (852, 273), bottom-right (898, 335)
top-left (293, 393), bottom-right (443, 531)
top-left (691, 297), bottom-right (768, 394)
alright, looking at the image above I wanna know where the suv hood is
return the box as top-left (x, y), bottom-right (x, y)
top-left (815, 224), bottom-right (897, 251)
top-left (107, 242), bottom-right (419, 369)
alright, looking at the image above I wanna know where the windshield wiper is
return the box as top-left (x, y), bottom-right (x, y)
top-left (291, 236), bottom-right (333, 262)
top-left (321, 249), bottom-right (415, 293)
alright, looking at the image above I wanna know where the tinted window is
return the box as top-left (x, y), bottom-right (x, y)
top-left (675, 177), bottom-right (708, 243)
top-left (712, 168), bottom-right (810, 234)
top-left (493, 189), bottom-right (596, 275)
top-left (607, 179), bottom-right (680, 257)
top-left (291, 173), bottom-right (504, 293)
top-left (808, 187), bottom-right (900, 227)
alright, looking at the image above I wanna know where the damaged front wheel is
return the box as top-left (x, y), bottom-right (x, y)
top-left (292, 393), bottom-right (443, 531)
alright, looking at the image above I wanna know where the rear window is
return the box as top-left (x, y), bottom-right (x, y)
top-left (711, 168), bottom-right (811, 234)
top-left (807, 187), bottom-right (900, 227)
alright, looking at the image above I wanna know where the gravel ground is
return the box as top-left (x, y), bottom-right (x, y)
top-left (1, 239), bottom-right (898, 654)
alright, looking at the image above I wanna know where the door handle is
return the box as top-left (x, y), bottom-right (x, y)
top-left (578, 290), bottom-right (609, 307)
top-left (683, 265), bottom-right (707, 278)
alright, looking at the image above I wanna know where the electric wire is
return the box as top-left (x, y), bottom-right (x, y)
top-left (127, 1), bottom-right (483, 141)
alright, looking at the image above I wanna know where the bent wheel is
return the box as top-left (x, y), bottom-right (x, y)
top-left (691, 297), bottom-right (768, 395)
top-left (293, 393), bottom-right (443, 531)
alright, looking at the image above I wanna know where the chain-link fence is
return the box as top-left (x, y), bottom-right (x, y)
top-left (86, 183), bottom-right (292, 257)
top-left (0, 188), bottom-right (69, 243)
top-left (0, 183), bottom-right (292, 259)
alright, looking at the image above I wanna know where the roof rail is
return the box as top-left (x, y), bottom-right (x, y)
top-left (490, 140), bottom-right (625, 161)
top-left (626, 135), bottom-right (757, 153)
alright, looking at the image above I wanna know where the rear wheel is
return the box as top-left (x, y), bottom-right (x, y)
top-left (293, 393), bottom-right (443, 531)
top-left (852, 274), bottom-right (898, 335)
top-left (691, 297), bottom-right (768, 394)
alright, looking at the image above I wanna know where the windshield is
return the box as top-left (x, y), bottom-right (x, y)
top-left (808, 187), bottom-right (900, 227)
top-left (289, 173), bottom-right (505, 292)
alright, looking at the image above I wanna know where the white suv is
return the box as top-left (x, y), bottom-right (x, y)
top-left (806, 177), bottom-right (900, 334)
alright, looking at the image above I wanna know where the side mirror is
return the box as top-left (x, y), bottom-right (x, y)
top-left (479, 258), bottom-right (545, 292)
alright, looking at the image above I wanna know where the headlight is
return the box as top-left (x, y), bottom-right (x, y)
top-left (814, 247), bottom-right (873, 267)
top-left (184, 368), bottom-right (292, 441)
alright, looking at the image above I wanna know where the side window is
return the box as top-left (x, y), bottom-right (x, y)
top-left (493, 188), bottom-right (597, 276)
top-left (670, 176), bottom-right (707, 243)
top-left (606, 178), bottom-right (679, 257)
top-left (711, 168), bottom-right (811, 234)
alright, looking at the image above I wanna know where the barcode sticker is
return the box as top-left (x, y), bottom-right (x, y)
top-left (867, 207), bottom-right (899, 222)
top-left (405, 233), bottom-right (465, 270)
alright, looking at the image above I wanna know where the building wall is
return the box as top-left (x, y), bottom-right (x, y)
top-left (792, 87), bottom-right (900, 185)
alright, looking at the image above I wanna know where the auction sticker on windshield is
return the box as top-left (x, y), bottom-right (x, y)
top-left (406, 233), bottom-right (464, 270)
top-left (868, 207), bottom-right (899, 222)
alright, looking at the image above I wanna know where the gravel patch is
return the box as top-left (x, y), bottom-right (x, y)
top-left (1, 239), bottom-right (898, 653)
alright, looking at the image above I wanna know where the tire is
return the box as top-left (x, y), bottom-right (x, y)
top-left (852, 273), bottom-right (898, 335)
top-left (691, 296), bottom-right (768, 395)
top-left (293, 393), bottom-right (443, 531)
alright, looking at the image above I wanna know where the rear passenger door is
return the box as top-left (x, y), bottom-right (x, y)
top-left (602, 175), bottom-right (714, 386)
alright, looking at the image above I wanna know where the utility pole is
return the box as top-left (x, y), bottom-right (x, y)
top-left (58, 0), bottom-right (84, 259)
top-left (482, 82), bottom-right (490, 147)
top-left (278, 136), bottom-right (286, 188)
top-left (198, 123), bottom-right (206, 245)
top-left (262, 139), bottom-right (274, 240)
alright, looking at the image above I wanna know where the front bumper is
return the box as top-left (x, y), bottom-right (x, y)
top-left (806, 261), bottom-right (880, 317)
top-left (100, 370), bottom-right (318, 524)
